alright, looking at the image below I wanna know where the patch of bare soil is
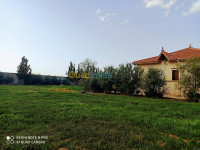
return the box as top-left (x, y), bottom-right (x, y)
top-left (169, 134), bottom-right (189, 143)
top-left (86, 92), bottom-right (131, 97)
top-left (27, 90), bottom-right (37, 92)
top-left (53, 88), bottom-right (76, 93)
top-left (57, 148), bottom-right (69, 150)
top-left (157, 140), bottom-right (166, 147)
top-left (87, 92), bottom-right (107, 95)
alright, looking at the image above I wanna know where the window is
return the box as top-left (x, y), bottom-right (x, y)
top-left (172, 70), bottom-right (179, 80)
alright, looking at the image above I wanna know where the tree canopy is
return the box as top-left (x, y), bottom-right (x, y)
top-left (17, 56), bottom-right (32, 83)
top-left (179, 57), bottom-right (200, 102)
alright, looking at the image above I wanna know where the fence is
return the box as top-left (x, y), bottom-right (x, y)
top-left (0, 72), bottom-right (69, 85)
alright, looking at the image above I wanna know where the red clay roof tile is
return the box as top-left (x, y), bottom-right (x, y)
top-left (132, 47), bottom-right (200, 65)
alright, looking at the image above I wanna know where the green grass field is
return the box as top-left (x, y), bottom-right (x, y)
top-left (0, 85), bottom-right (200, 150)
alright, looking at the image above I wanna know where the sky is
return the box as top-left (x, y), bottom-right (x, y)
top-left (0, 0), bottom-right (200, 76)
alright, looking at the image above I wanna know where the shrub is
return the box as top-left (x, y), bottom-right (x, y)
top-left (25, 75), bottom-right (44, 85)
top-left (80, 63), bottom-right (143, 95)
top-left (52, 77), bottom-right (62, 85)
top-left (44, 76), bottom-right (53, 85)
top-left (80, 78), bottom-right (91, 92)
top-left (115, 64), bottom-right (143, 95)
top-left (99, 66), bottom-right (117, 94)
top-left (24, 75), bottom-right (67, 85)
top-left (185, 92), bottom-right (200, 102)
top-left (0, 73), bottom-right (14, 84)
top-left (90, 78), bottom-right (103, 93)
top-left (62, 78), bottom-right (70, 85)
top-left (143, 68), bottom-right (166, 98)
top-left (44, 76), bottom-right (62, 85)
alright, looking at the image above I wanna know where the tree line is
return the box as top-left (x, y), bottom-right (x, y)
top-left (1, 56), bottom-right (200, 102)
top-left (67, 58), bottom-right (167, 98)
top-left (68, 58), bottom-right (200, 102)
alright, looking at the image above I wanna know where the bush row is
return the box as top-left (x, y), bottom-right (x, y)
top-left (80, 64), bottom-right (166, 98)
top-left (0, 73), bottom-right (14, 84)
top-left (24, 75), bottom-right (70, 85)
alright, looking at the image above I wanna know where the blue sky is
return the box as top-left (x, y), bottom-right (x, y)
top-left (0, 0), bottom-right (200, 76)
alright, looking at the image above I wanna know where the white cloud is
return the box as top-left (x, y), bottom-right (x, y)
top-left (98, 15), bottom-right (110, 22)
top-left (143, 0), bottom-right (178, 16)
top-left (121, 19), bottom-right (129, 25)
top-left (183, 0), bottom-right (200, 16)
top-left (143, 0), bottom-right (163, 8)
top-left (95, 9), bottom-right (102, 15)
top-left (94, 9), bottom-right (117, 23)
top-left (143, 0), bottom-right (177, 9)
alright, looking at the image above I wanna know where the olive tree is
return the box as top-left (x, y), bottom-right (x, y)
top-left (143, 68), bottom-right (166, 98)
top-left (179, 58), bottom-right (200, 102)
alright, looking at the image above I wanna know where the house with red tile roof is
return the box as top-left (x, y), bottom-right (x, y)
top-left (132, 45), bottom-right (200, 98)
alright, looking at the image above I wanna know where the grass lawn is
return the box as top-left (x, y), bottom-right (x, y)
top-left (0, 85), bottom-right (200, 150)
